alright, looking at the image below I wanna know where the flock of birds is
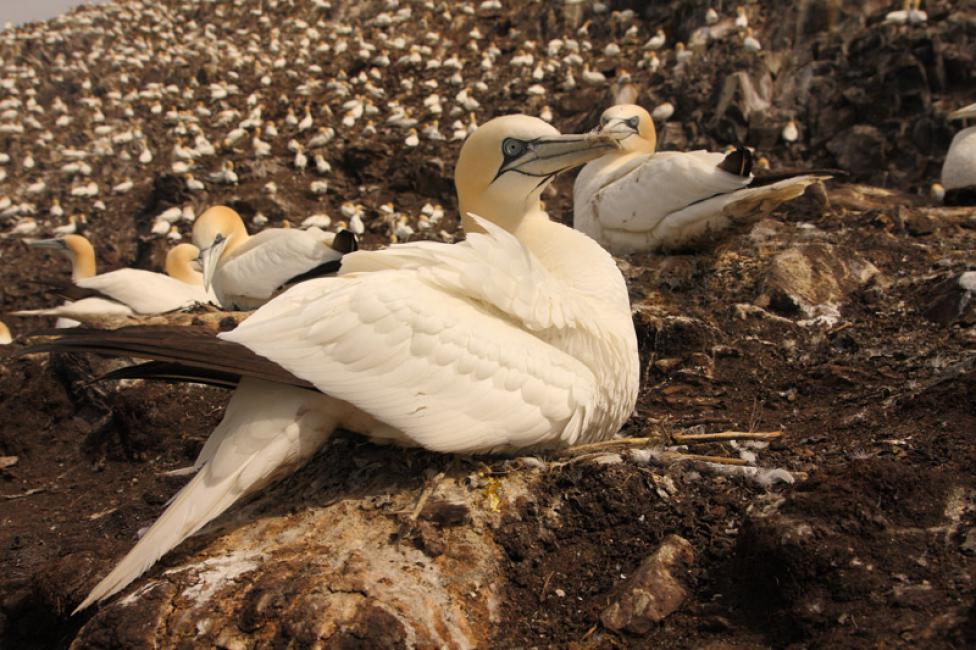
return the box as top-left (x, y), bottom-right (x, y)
top-left (0, 0), bottom-right (973, 616)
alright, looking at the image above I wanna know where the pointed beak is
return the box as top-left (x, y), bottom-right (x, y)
top-left (499, 132), bottom-right (620, 178)
top-left (26, 237), bottom-right (67, 250)
top-left (200, 233), bottom-right (227, 290)
top-left (949, 103), bottom-right (976, 121)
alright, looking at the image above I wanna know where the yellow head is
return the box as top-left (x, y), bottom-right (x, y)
top-left (597, 104), bottom-right (657, 154)
top-left (192, 206), bottom-right (249, 288)
top-left (29, 233), bottom-right (96, 281)
top-left (454, 114), bottom-right (619, 233)
top-left (165, 243), bottom-right (204, 285)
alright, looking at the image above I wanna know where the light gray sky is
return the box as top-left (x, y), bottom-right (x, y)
top-left (0, 0), bottom-right (108, 27)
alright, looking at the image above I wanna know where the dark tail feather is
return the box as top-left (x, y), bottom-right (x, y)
top-left (718, 146), bottom-right (754, 177)
top-left (332, 229), bottom-right (359, 254)
top-left (99, 361), bottom-right (242, 389)
top-left (20, 326), bottom-right (315, 390)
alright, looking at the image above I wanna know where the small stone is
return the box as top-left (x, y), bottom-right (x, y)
top-left (600, 534), bottom-right (695, 634)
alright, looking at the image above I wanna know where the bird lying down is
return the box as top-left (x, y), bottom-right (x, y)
top-left (24, 115), bottom-right (639, 613)
top-left (574, 104), bottom-right (833, 255)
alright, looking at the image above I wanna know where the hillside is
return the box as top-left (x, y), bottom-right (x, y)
top-left (0, 0), bottom-right (975, 647)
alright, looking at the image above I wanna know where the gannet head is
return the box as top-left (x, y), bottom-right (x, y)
top-left (192, 206), bottom-right (248, 289)
top-left (455, 114), bottom-right (619, 233)
top-left (165, 243), bottom-right (204, 285)
top-left (29, 233), bottom-right (96, 281)
top-left (597, 104), bottom-right (656, 154)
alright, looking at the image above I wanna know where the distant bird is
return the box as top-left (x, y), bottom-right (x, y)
top-left (644, 28), bottom-right (665, 50)
top-left (782, 119), bottom-right (799, 143)
top-left (742, 27), bottom-right (762, 52)
top-left (574, 104), bottom-right (831, 254)
top-left (192, 206), bottom-right (357, 310)
top-left (22, 235), bottom-right (212, 315)
top-left (941, 102), bottom-right (976, 205)
top-left (652, 102), bottom-right (675, 122)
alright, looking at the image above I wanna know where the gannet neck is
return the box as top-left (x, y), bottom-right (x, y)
top-left (165, 243), bottom-right (204, 285)
top-left (63, 234), bottom-right (97, 281)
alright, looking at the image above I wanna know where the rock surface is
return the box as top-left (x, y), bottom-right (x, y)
top-left (601, 534), bottom-right (695, 634)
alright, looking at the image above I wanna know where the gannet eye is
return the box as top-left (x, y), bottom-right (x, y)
top-left (502, 138), bottom-right (526, 158)
top-left (626, 116), bottom-right (640, 130)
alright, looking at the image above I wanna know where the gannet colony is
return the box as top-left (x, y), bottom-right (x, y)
top-left (0, 1), bottom-right (974, 648)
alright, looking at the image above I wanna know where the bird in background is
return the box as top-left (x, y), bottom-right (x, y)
top-left (940, 102), bottom-right (976, 205)
top-left (14, 236), bottom-right (213, 322)
top-left (192, 206), bottom-right (358, 310)
top-left (574, 104), bottom-right (831, 255)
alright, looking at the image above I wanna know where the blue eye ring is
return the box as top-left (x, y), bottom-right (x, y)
top-left (502, 138), bottom-right (526, 158)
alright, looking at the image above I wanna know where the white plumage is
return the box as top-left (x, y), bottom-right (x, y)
top-left (193, 207), bottom-right (350, 310)
top-left (69, 116), bottom-right (638, 611)
top-left (574, 105), bottom-right (827, 254)
top-left (941, 102), bottom-right (976, 196)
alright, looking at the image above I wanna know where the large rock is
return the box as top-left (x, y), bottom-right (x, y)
top-left (70, 446), bottom-right (534, 649)
top-left (757, 243), bottom-right (879, 321)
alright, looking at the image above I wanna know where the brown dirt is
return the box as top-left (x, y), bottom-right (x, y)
top-left (1, 0), bottom-right (976, 648)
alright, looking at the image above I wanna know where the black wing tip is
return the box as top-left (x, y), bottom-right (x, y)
top-left (333, 229), bottom-right (359, 254)
top-left (718, 146), bottom-right (754, 178)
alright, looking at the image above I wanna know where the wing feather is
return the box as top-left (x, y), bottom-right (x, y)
top-left (222, 267), bottom-right (596, 454)
top-left (77, 270), bottom-right (208, 314)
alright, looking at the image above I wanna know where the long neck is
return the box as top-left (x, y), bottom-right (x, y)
top-left (70, 242), bottom-right (97, 281)
top-left (460, 191), bottom-right (541, 235)
top-left (515, 212), bottom-right (639, 446)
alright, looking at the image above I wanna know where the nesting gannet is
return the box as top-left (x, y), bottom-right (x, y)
top-left (574, 105), bottom-right (830, 254)
top-left (42, 116), bottom-right (636, 612)
top-left (22, 235), bottom-right (211, 315)
top-left (0, 320), bottom-right (11, 344)
top-left (192, 206), bottom-right (357, 310)
top-left (941, 102), bottom-right (976, 205)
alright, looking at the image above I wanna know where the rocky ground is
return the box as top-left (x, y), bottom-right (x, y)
top-left (0, 0), bottom-right (975, 648)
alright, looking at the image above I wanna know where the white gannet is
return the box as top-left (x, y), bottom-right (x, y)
top-left (574, 105), bottom-right (830, 254)
top-left (941, 102), bottom-right (976, 205)
top-left (44, 116), bottom-right (636, 612)
top-left (192, 206), bottom-right (358, 310)
top-left (21, 235), bottom-right (212, 316)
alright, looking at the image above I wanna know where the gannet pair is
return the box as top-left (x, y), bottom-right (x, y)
top-left (34, 116), bottom-right (639, 612)
top-left (940, 102), bottom-right (976, 205)
top-left (193, 208), bottom-right (358, 310)
top-left (15, 236), bottom-right (212, 320)
top-left (574, 105), bottom-right (829, 255)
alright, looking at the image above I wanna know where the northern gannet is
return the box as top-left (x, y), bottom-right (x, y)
top-left (192, 206), bottom-right (358, 310)
top-left (941, 102), bottom-right (976, 205)
top-left (39, 116), bottom-right (637, 612)
top-left (574, 105), bottom-right (830, 254)
top-left (22, 235), bottom-right (212, 316)
top-left (0, 320), bottom-right (11, 344)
